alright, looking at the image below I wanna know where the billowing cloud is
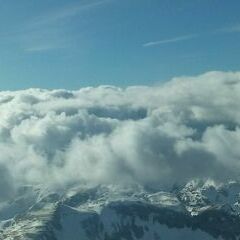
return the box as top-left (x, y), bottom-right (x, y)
top-left (0, 71), bottom-right (240, 197)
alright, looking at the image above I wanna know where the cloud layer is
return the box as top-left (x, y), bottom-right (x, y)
top-left (1, 71), bottom-right (240, 198)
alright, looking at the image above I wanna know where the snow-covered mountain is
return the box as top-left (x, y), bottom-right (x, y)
top-left (1, 181), bottom-right (240, 240)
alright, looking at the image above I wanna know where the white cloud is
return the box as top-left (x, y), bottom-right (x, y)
top-left (217, 24), bottom-right (240, 33)
top-left (143, 34), bottom-right (197, 47)
top-left (30, 0), bottom-right (112, 27)
top-left (1, 0), bottom-right (113, 53)
top-left (1, 71), bottom-right (240, 198)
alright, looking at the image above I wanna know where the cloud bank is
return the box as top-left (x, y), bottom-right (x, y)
top-left (1, 71), bottom-right (240, 198)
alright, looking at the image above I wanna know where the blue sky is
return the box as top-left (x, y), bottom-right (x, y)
top-left (0, 0), bottom-right (240, 90)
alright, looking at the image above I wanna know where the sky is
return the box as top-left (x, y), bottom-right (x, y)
top-left (0, 0), bottom-right (240, 90)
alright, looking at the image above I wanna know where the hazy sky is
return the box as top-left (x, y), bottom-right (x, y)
top-left (0, 0), bottom-right (240, 90)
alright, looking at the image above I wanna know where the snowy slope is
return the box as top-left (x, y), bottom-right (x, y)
top-left (1, 182), bottom-right (240, 240)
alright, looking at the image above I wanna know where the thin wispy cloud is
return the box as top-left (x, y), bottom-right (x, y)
top-left (143, 22), bottom-right (240, 48)
top-left (143, 34), bottom-right (197, 47)
top-left (216, 24), bottom-right (240, 33)
top-left (12, 0), bottom-right (112, 53)
top-left (0, 0), bottom-right (112, 53)
top-left (25, 44), bottom-right (66, 53)
top-left (30, 0), bottom-right (111, 27)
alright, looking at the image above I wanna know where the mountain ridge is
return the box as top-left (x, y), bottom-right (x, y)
top-left (1, 181), bottom-right (240, 239)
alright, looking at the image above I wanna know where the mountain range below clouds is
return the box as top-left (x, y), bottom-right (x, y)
top-left (1, 181), bottom-right (240, 239)
top-left (1, 71), bottom-right (240, 239)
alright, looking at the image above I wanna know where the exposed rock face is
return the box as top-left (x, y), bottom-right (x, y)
top-left (1, 181), bottom-right (240, 240)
